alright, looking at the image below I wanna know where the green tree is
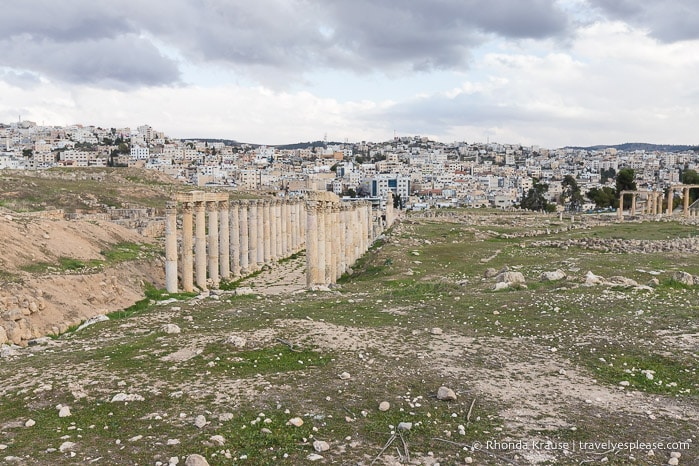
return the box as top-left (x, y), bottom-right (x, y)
top-left (561, 175), bottom-right (584, 212)
top-left (615, 168), bottom-right (637, 208)
top-left (681, 169), bottom-right (699, 203)
top-left (587, 186), bottom-right (617, 209)
top-left (22, 148), bottom-right (33, 158)
top-left (117, 142), bottom-right (130, 154)
top-left (600, 167), bottom-right (616, 184)
top-left (521, 179), bottom-right (551, 212)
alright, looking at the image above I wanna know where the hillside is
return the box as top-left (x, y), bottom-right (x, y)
top-left (0, 211), bottom-right (697, 465)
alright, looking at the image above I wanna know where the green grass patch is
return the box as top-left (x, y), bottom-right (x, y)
top-left (194, 344), bottom-right (331, 378)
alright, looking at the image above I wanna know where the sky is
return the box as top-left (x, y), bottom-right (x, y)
top-left (1, 0), bottom-right (698, 148)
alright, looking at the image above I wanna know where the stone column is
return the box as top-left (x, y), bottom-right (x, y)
top-left (248, 200), bottom-right (258, 271)
top-left (324, 203), bottom-right (334, 284)
top-left (257, 200), bottom-right (265, 266)
top-left (281, 201), bottom-right (289, 257)
top-left (630, 193), bottom-right (636, 217)
top-left (195, 201), bottom-right (207, 290)
top-left (239, 201), bottom-right (249, 273)
top-left (219, 200), bottom-right (230, 280)
top-left (684, 187), bottom-right (690, 217)
top-left (334, 205), bottom-right (343, 281)
top-left (182, 202), bottom-right (194, 292)
top-left (165, 201), bottom-right (178, 293)
top-left (230, 202), bottom-right (240, 277)
top-left (306, 202), bottom-right (319, 287)
top-left (207, 201), bottom-right (220, 288)
top-left (263, 200), bottom-right (271, 264)
top-left (270, 200), bottom-right (278, 261)
top-left (290, 202), bottom-right (298, 252)
top-left (667, 188), bottom-right (674, 215)
top-left (317, 202), bottom-right (326, 285)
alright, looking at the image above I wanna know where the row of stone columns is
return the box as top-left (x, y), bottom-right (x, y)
top-left (617, 190), bottom-right (664, 221)
top-left (305, 199), bottom-right (375, 287)
top-left (666, 185), bottom-right (699, 218)
top-left (166, 192), bottom-right (305, 293)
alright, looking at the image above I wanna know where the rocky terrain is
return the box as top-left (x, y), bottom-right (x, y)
top-left (0, 209), bottom-right (697, 465)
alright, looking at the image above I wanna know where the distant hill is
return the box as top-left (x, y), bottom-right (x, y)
top-left (566, 143), bottom-right (699, 152)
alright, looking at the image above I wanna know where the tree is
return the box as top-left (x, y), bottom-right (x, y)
top-left (393, 193), bottom-right (403, 209)
top-left (22, 148), bottom-right (33, 158)
top-left (681, 169), bottom-right (699, 203)
top-left (587, 186), bottom-right (617, 209)
top-left (561, 175), bottom-right (584, 212)
top-left (600, 167), bottom-right (616, 184)
top-left (521, 178), bottom-right (551, 212)
top-left (615, 168), bottom-right (637, 208)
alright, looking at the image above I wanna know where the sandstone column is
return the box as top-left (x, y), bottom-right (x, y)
top-left (317, 202), bottom-right (326, 285)
top-left (229, 202), bottom-right (240, 277)
top-left (324, 202), bottom-right (334, 284)
top-left (248, 200), bottom-right (258, 271)
top-left (257, 200), bottom-right (265, 266)
top-left (667, 188), bottom-right (674, 215)
top-left (207, 200), bottom-right (220, 288)
top-left (684, 187), bottom-right (690, 217)
top-left (182, 202), bottom-right (194, 292)
top-left (239, 201), bottom-right (249, 273)
top-left (195, 200), bottom-right (207, 290)
top-left (290, 201), bottom-right (298, 252)
top-left (263, 200), bottom-right (271, 264)
top-left (270, 200), bottom-right (278, 261)
top-left (306, 201), bottom-right (319, 287)
top-left (282, 201), bottom-right (290, 257)
top-left (219, 200), bottom-right (230, 280)
top-left (630, 193), bottom-right (636, 217)
top-left (165, 201), bottom-right (178, 293)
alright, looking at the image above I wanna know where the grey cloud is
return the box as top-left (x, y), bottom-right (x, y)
top-left (588, 0), bottom-right (699, 42)
top-left (0, 69), bottom-right (42, 89)
top-left (1, 34), bottom-right (180, 87)
top-left (0, 0), bottom-right (570, 88)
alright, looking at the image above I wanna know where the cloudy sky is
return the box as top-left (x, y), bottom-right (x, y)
top-left (1, 0), bottom-right (698, 147)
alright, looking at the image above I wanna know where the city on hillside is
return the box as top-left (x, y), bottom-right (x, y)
top-left (2, 120), bottom-right (699, 212)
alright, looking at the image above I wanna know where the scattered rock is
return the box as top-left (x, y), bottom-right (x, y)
top-left (671, 271), bottom-right (695, 286)
top-left (378, 401), bottom-right (390, 412)
top-left (76, 315), bottom-right (109, 332)
top-left (58, 405), bottom-right (71, 417)
top-left (160, 324), bottom-right (181, 334)
top-left (25, 419), bottom-right (35, 427)
top-left (496, 271), bottom-right (525, 285)
top-left (209, 435), bottom-right (225, 446)
top-left (223, 335), bottom-right (246, 348)
top-left (437, 386), bottom-right (457, 401)
top-left (397, 422), bottom-right (412, 431)
top-left (184, 454), bottom-right (210, 466)
top-left (287, 417), bottom-right (304, 427)
top-left (430, 327), bottom-right (443, 335)
top-left (307, 453), bottom-right (324, 461)
top-left (234, 287), bottom-right (255, 296)
top-left (194, 415), bottom-right (207, 428)
top-left (111, 393), bottom-right (145, 402)
top-left (541, 270), bottom-right (566, 282)
top-left (339, 371), bottom-right (351, 380)
top-left (584, 271), bottom-right (604, 286)
top-left (492, 282), bottom-right (509, 291)
top-left (313, 440), bottom-right (330, 452)
top-left (59, 441), bottom-right (75, 452)
top-left (261, 428), bottom-right (272, 435)
top-left (483, 268), bottom-right (498, 278)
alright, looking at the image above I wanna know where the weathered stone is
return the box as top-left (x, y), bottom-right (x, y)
top-left (111, 393), bottom-right (145, 402)
top-left (492, 282), bottom-right (509, 291)
top-left (397, 422), bottom-right (412, 431)
top-left (224, 335), bottom-right (246, 348)
top-left (59, 441), bottom-right (75, 452)
top-left (483, 268), bottom-right (498, 278)
top-left (25, 419), bottom-right (35, 427)
top-left (378, 401), bottom-right (390, 412)
top-left (287, 417), bottom-right (304, 427)
top-left (339, 371), bottom-right (351, 380)
top-left (672, 271), bottom-right (695, 286)
top-left (313, 440), bottom-right (330, 452)
top-left (496, 271), bottom-right (525, 285)
top-left (430, 327), bottom-right (443, 335)
top-left (160, 324), bottom-right (181, 334)
top-left (58, 405), bottom-right (71, 417)
top-left (234, 287), bottom-right (255, 296)
top-left (584, 271), bottom-right (604, 286)
top-left (209, 435), bottom-right (225, 446)
top-left (194, 415), bottom-right (207, 428)
top-left (184, 454), bottom-right (210, 466)
top-left (76, 315), bottom-right (109, 332)
top-left (307, 453), bottom-right (324, 461)
top-left (437, 386), bottom-right (457, 401)
top-left (0, 326), bottom-right (7, 345)
top-left (607, 276), bottom-right (639, 287)
top-left (541, 270), bottom-right (566, 282)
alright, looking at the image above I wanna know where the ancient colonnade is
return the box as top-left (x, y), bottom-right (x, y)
top-left (617, 185), bottom-right (699, 221)
top-left (165, 191), bottom-right (395, 293)
top-left (165, 192), bottom-right (306, 292)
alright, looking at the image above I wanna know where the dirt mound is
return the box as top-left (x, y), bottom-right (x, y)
top-left (0, 211), bottom-right (163, 344)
